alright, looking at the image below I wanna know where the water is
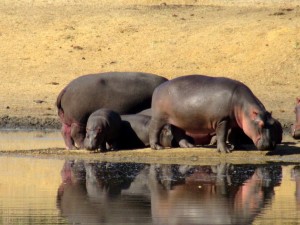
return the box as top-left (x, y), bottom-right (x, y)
top-left (0, 155), bottom-right (300, 225)
top-left (0, 130), bottom-right (63, 151)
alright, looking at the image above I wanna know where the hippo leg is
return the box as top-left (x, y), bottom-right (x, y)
top-left (216, 120), bottom-right (232, 153)
top-left (99, 142), bottom-right (107, 152)
top-left (291, 124), bottom-right (300, 139)
top-left (209, 135), bottom-right (217, 145)
top-left (61, 123), bottom-right (76, 150)
top-left (149, 117), bottom-right (167, 150)
top-left (172, 127), bottom-right (195, 148)
top-left (106, 141), bottom-right (119, 151)
top-left (70, 123), bottom-right (86, 149)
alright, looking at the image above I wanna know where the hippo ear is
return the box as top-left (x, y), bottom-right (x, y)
top-left (296, 97), bottom-right (300, 104)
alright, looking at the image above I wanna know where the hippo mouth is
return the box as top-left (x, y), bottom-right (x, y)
top-left (251, 135), bottom-right (260, 146)
top-left (255, 137), bottom-right (263, 149)
top-left (255, 136), bottom-right (276, 150)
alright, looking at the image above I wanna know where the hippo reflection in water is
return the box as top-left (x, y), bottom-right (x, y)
top-left (57, 161), bottom-right (282, 225)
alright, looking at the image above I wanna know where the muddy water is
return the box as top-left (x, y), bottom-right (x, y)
top-left (0, 155), bottom-right (299, 225)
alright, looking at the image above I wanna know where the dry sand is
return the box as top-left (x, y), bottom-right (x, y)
top-left (0, 0), bottom-right (300, 162)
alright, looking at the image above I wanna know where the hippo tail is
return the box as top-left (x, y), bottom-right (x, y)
top-left (56, 88), bottom-right (67, 120)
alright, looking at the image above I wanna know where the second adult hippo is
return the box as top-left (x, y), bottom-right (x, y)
top-left (149, 75), bottom-right (281, 153)
top-left (56, 72), bottom-right (167, 150)
top-left (84, 109), bottom-right (122, 151)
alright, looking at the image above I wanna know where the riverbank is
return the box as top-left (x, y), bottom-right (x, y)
top-left (1, 0), bottom-right (299, 161)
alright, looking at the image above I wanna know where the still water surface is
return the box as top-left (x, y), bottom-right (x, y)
top-left (0, 156), bottom-right (300, 225)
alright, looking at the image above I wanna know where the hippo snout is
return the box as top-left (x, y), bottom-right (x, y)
top-left (256, 141), bottom-right (276, 150)
top-left (255, 136), bottom-right (276, 151)
top-left (84, 136), bottom-right (98, 150)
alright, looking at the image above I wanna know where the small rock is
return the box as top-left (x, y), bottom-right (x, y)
top-left (34, 100), bottom-right (45, 104)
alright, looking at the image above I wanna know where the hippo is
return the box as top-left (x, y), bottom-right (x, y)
top-left (118, 112), bottom-right (194, 149)
top-left (149, 75), bottom-right (281, 153)
top-left (84, 109), bottom-right (122, 151)
top-left (56, 72), bottom-right (167, 150)
top-left (291, 97), bottom-right (300, 139)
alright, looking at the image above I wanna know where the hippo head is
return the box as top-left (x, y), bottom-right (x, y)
top-left (84, 119), bottom-right (108, 150)
top-left (159, 124), bottom-right (174, 147)
top-left (242, 110), bottom-right (282, 150)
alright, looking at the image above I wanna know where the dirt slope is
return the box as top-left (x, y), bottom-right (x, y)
top-left (0, 0), bottom-right (299, 130)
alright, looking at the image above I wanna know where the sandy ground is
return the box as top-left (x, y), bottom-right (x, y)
top-left (0, 0), bottom-right (300, 161)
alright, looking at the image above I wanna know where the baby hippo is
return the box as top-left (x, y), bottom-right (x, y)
top-left (84, 109), bottom-right (122, 151)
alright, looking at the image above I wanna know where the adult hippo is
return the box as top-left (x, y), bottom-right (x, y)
top-left (56, 72), bottom-right (167, 150)
top-left (149, 75), bottom-right (281, 153)
top-left (119, 112), bottom-right (194, 149)
top-left (84, 109), bottom-right (122, 152)
top-left (291, 97), bottom-right (300, 139)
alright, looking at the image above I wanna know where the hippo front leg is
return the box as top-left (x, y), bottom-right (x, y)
top-left (216, 120), bottom-right (232, 153)
top-left (149, 117), bottom-right (166, 150)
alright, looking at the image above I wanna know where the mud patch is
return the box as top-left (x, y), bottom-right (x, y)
top-left (0, 115), bottom-right (60, 130)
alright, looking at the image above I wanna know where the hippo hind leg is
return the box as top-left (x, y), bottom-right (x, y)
top-left (70, 123), bottom-right (86, 149)
top-left (61, 123), bottom-right (76, 150)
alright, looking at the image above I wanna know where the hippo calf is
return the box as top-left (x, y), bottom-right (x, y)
top-left (291, 97), bottom-right (300, 139)
top-left (56, 72), bottom-right (167, 150)
top-left (84, 109), bottom-right (122, 151)
top-left (149, 75), bottom-right (281, 153)
top-left (118, 111), bottom-right (194, 149)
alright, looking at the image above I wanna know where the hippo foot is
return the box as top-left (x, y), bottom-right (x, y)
top-left (106, 143), bottom-right (119, 151)
top-left (227, 143), bottom-right (235, 151)
top-left (178, 139), bottom-right (195, 148)
top-left (217, 143), bottom-right (234, 153)
top-left (66, 145), bottom-right (78, 150)
top-left (292, 126), bottom-right (300, 139)
top-left (98, 148), bottom-right (108, 153)
top-left (209, 136), bottom-right (217, 145)
top-left (150, 143), bottom-right (164, 150)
